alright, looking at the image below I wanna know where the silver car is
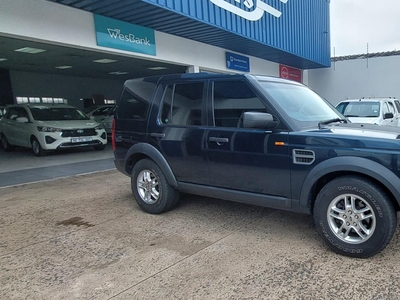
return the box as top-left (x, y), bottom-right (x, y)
top-left (0, 104), bottom-right (107, 156)
top-left (336, 98), bottom-right (400, 126)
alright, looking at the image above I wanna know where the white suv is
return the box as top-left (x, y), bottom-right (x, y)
top-left (336, 97), bottom-right (400, 126)
top-left (0, 104), bottom-right (107, 156)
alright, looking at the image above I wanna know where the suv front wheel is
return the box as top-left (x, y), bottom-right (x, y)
top-left (31, 137), bottom-right (47, 157)
top-left (314, 176), bottom-right (397, 258)
top-left (131, 159), bottom-right (179, 214)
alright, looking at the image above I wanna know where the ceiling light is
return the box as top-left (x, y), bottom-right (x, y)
top-left (15, 47), bottom-right (46, 54)
top-left (109, 71), bottom-right (128, 75)
top-left (148, 67), bottom-right (168, 70)
top-left (0, 58), bottom-right (7, 62)
top-left (93, 59), bottom-right (117, 64)
top-left (56, 65), bottom-right (73, 69)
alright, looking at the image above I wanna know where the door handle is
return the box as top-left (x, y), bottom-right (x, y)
top-left (209, 137), bottom-right (229, 143)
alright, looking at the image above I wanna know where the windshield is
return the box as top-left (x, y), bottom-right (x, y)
top-left (336, 101), bottom-right (380, 117)
top-left (30, 106), bottom-right (89, 121)
top-left (258, 81), bottom-right (343, 129)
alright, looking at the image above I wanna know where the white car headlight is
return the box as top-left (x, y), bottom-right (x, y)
top-left (37, 126), bottom-right (62, 132)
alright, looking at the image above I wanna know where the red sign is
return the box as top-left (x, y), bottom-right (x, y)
top-left (279, 65), bottom-right (302, 83)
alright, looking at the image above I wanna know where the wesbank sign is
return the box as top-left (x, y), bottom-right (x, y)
top-left (209, 0), bottom-right (288, 21)
top-left (94, 15), bottom-right (156, 56)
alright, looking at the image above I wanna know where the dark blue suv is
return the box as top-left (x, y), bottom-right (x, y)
top-left (113, 73), bottom-right (400, 258)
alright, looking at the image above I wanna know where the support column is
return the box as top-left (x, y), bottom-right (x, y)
top-left (0, 68), bottom-right (14, 105)
top-left (186, 65), bottom-right (200, 73)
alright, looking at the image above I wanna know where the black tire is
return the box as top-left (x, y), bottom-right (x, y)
top-left (93, 144), bottom-right (106, 151)
top-left (31, 137), bottom-right (47, 157)
top-left (1, 134), bottom-right (13, 151)
top-left (131, 159), bottom-right (179, 214)
top-left (314, 176), bottom-right (397, 258)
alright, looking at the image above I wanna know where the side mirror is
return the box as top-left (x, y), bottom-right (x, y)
top-left (242, 112), bottom-right (277, 129)
top-left (384, 112), bottom-right (394, 119)
top-left (16, 117), bottom-right (29, 123)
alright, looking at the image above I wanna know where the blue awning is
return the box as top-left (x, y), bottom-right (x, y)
top-left (47, 0), bottom-right (331, 69)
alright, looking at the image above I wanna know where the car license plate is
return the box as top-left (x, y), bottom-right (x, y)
top-left (71, 137), bottom-right (92, 143)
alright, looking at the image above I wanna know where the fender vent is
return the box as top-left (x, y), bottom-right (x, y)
top-left (293, 149), bottom-right (315, 165)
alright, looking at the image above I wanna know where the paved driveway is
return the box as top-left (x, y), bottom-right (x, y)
top-left (1, 170), bottom-right (400, 299)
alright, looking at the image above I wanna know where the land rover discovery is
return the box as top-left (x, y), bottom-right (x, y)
top-left (113, 73), bottom-right (400, 258)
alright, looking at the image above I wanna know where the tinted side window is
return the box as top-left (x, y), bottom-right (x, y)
top-left (8, 107), bottom-right (28, 120)
top-left (160, 82), bottom-right (204, 126)
top-left (212, 80), bottom-right (267, 128)
top-left (118, 79), bottom-right (157, 120)
top-left (118, 89), bottom-right (150, 120)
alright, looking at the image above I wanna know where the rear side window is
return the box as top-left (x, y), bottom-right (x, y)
top-left (118, 90), bottom-right (149, 120)
top-left (118, 79), bottom-right (156, 120)
top-left (7, 107), bottom-right (29, 120)
top-left (160, 82), bottom-right (204, 126)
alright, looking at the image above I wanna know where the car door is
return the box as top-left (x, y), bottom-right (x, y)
top-left (206, 79), bottom-right (291, 199)
top-left (149, 80), bottom-right (210, 185)
top-left (392, 100), bottom-right (400, 126)
top-left (382, 100), bottom-right (396, 126)
top-left (11, 107), bottom-right (32, 147)
top-left (2, 106), bottom-right (28, 147)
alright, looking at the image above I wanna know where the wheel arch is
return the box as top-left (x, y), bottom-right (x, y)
top-left (124, 143), bottom-right (178, 188)
top-left (301, 157), bottom-right (400, 214)
top-left (30, 134), bottom-right (37, 142)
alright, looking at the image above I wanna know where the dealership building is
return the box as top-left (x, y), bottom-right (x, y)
top-left (0, 0), bottom-right (331, 108)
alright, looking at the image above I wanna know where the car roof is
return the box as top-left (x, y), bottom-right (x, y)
top-left (338, 98), bottom-right (398, 103)
top-left (123, 72), bottom-right (302, 86)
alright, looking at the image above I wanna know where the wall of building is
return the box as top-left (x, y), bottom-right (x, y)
top-left (139, 0), bottom-right (331, 68)
top-left (1, 0), bottom-right (284, 77)
top-left (308, 55), bottom-right (400, 106)
top-left (10, 71), bottom-right (123, 109)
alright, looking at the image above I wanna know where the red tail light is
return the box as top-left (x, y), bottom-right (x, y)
top-left (111, 118), bottom-right (116, 150)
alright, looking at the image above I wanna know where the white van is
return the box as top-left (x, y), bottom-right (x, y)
top-left (336, 97), bottom-right (400, 126)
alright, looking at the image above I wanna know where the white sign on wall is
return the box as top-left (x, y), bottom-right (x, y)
top-left (210, 0), bottom-right (288, 21)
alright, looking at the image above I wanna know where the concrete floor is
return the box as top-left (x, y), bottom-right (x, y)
top-left (0, 144), bottom-right (114, 187)
top-left (1, 165), bottom-right (400, 299)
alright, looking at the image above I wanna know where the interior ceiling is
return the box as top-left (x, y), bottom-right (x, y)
top-left (0, 35), bottom-right (187, 81)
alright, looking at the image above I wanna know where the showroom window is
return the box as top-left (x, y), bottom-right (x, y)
top-left (16, 97), bottom-right (68, 104)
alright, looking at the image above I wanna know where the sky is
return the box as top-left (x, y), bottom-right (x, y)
top-left (330, 0), bottom-right (400, 56)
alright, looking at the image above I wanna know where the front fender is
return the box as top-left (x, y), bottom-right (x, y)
top-left (300, 156), bottom-right (400, 210)
top-left (125, 143), bottom-right (178, 188)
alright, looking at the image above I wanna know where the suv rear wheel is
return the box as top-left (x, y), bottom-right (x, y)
top-left (131, 159), bottom-right (179, 214)
top-left (1, 134), bottom-right (13, 151)
top-left (314, 176), bottom-right (397, 258)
